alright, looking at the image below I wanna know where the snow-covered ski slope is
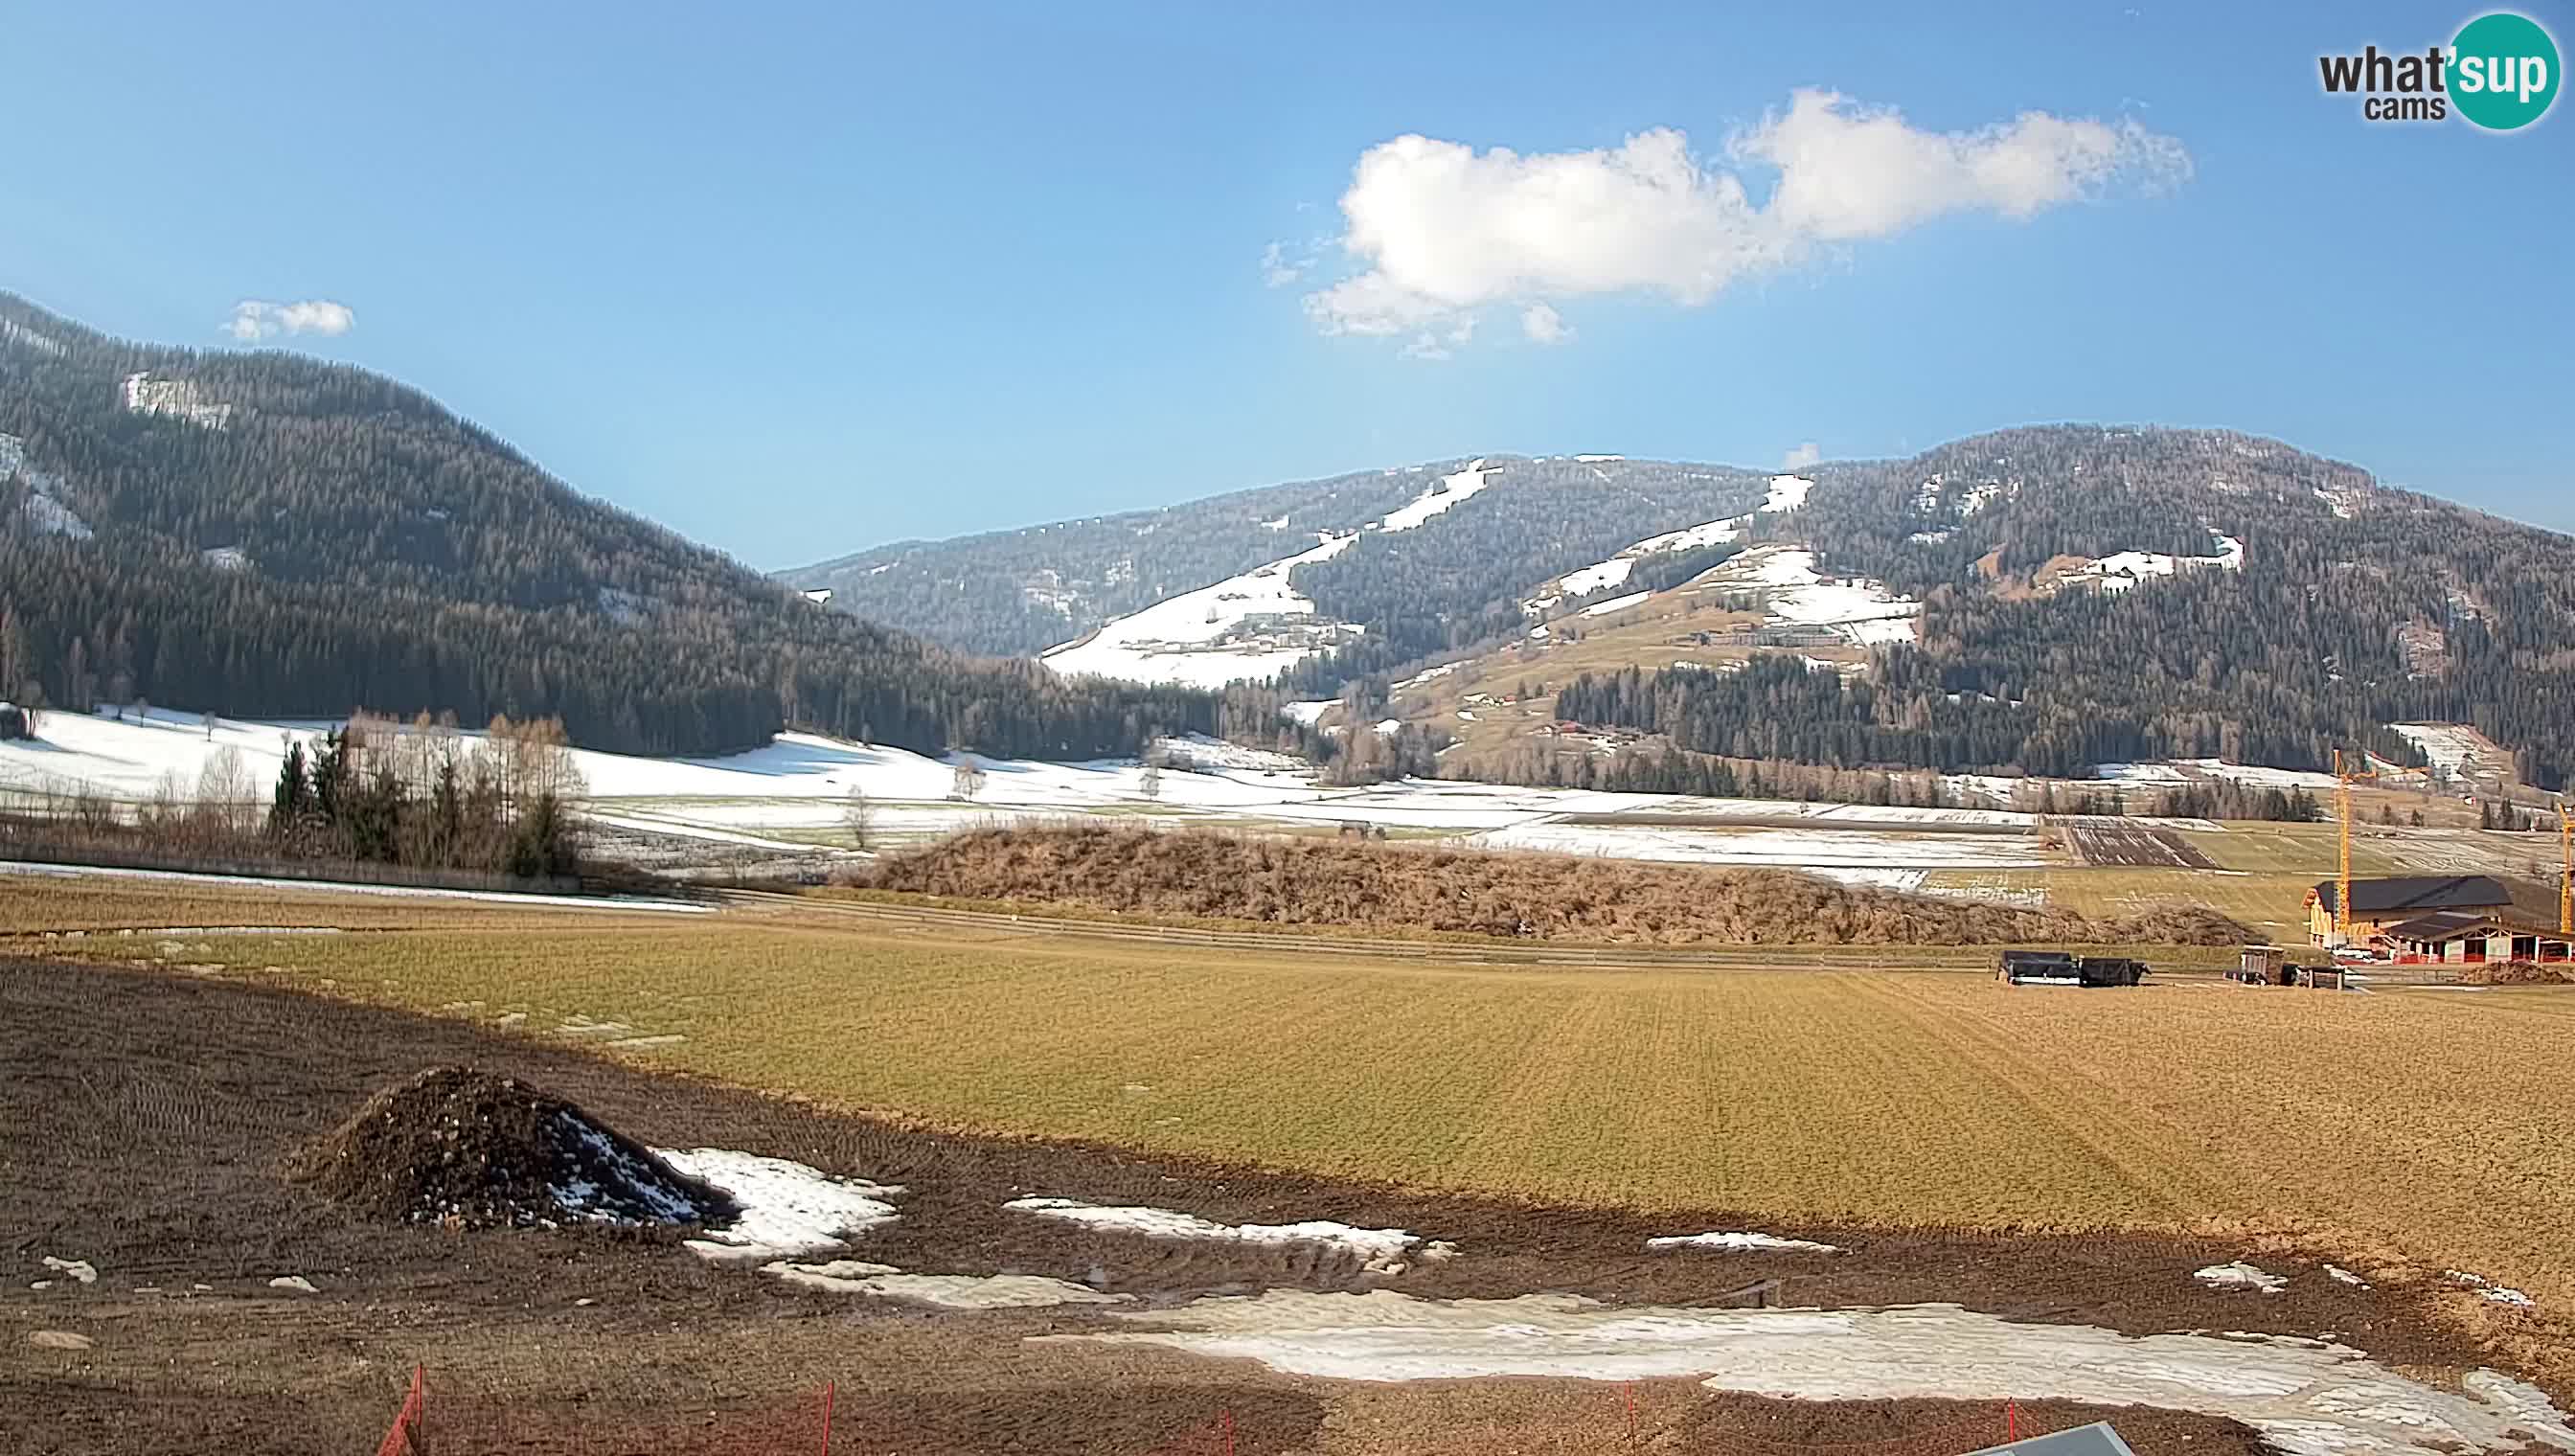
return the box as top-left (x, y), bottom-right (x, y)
top-left (1042, 461), bottom-right (1499, 690)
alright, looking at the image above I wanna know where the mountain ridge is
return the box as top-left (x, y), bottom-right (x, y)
top-left (0, 291), bottom-right (1220, 760)
top-left (788, 426), bottom-right (2575, 788)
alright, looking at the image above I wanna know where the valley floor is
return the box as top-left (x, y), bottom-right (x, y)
top-left (4, 710), bottom-right (2558, 932)
top-left (9, 949), bottom-right (2571, 1456)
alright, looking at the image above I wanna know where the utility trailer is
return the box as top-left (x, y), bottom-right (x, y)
top-left (2230, 946), bottom-right (2291, 986)
top-left (1998, 950), bottom-right (2150, 988)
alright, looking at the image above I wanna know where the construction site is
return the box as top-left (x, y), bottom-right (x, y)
top-left (2289, 751), bottom-right (2575, 968)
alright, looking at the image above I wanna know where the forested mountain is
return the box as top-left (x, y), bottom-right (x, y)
top-left (786, 456), bottom-right (1777, 665)
top-left (1581, 427), bottom-right (2575, 788)
top-left (791, 426), bottom-right (2575, 790)
top-left (0, 293), bottom-right (1213, 759)
top-left (786, 468), bottom-right (1433, 657)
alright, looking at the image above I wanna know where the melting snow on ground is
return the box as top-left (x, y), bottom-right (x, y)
top-left (1581, 590), bottom-right (1652, 618)
top-left (22, 490), bottom-right (93, 540)
top-left (1378, 460), bottom-right (1496, 533)
top-left (1470, 822), bottom-right (2049, 870)
top-left (766, 1259), bottom-right (1127, 1308)
top-left (1004, 1197), bottom-right (1455, 1276)
top-left (2388, 724), bottom-right (2493, 781)
top-left (1541, 516), bottom-right (1748, 605)
top-left (542, 1116), bottom-right (716, 1226)
top-left (1044, 1291), bottom-right (2575, 1456)
top-left (2448, 1271), bottom-right (2537, 1308)
top-left (2196, 1262), bottom-right (2289, 1294)
top-left (2057, 532), bottom-right (2245, 594)
top-left (1040, 529), bottom-right (1362, 689)
top-left (1745, 548), bottom-right (1921, 647)
top-left (1762, 474), bottom-right (1813, 512)
top-left (39, 1258), bottom-right (99, 1285)
top-left (1647, 1232), bottom-right (1840, 1254)
top-left (653, 1149), bottom-right (903, 1263)
top-left (2094, 760), bottom-right (2340, 793)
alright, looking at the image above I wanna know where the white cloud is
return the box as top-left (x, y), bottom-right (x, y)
top-left (1260, 242), bottom-right (1304, 288)
top-left (224, 299), bottom-right (356, 342)
top-left (1302, 89), bottom-right (2187, 350)
top-left (1781, 441), bottom-right (1822, 469)
top-left (1520, 302), bottom-right (1572, 345)
top-left (1401, 317), bottom-right (1477, 362)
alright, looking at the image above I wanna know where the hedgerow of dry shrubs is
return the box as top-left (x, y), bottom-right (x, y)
top-left (2453, 960), bottom-right (2575, 985)
top-left (857, 827), bottom-right (2249, 946)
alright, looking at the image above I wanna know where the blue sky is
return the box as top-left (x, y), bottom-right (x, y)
top-left (5, 2), bottom-right (2569, 566)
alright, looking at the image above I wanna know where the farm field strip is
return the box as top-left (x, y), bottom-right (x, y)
top-left (30, 894), bottom-right (2575, 1321)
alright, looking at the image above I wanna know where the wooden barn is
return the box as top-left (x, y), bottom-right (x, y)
top-left (2307, 875), bottom-right (2511, 946)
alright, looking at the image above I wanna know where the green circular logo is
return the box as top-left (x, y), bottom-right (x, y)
top-left (2451, 11), bottom-right (2560, 130)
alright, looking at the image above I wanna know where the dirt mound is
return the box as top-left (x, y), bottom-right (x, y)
top-left (855, 827), bottom-right (2253, 947)
top-left (2454, 960), bottom-right (2575, 985)
top-left (289, 1066), bottom-right (734, 1232)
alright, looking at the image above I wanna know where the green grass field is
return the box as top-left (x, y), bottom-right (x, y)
top-left (18, 873), bottom-right (2574, 1320)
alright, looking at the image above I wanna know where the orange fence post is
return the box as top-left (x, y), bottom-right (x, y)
top-left (820, 1381), bottom-right (836, 1456)
top-left (1626, 1382), bottom-right (1637, 1444)
top-left (1220, 1407), bottom-right (1235, 1456)
top-left (2006, 1399), bottom-right (2018, 1443)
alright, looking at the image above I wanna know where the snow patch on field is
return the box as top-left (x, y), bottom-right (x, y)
top-left (2448, 1271), bottom-right (2536, 1308)
top-left (1541, 516), bottom-right (1748, 606)
top-left (1379, 460), bottom-right (1495, 533)
top-left (653, 1149), bottom-right (903, 1264)
top-left (1393, 663), bottom-right (1459, 691)
top-left (1047, 1291), bottom-right (2575, 1456)
top-left (2388, 724), bottom-right (2495, 781)
top-left (1762, 474), bottom-right (1813, 512)
top-left (1581, 590), bottom-right (1651, 618)
top-left (2196, 1262), bottom-right (2288, 1294)
top-left (1648, 1232), bottom-right (1840, 1254)
top-left (2056, 532), bottom-right (2245, 594)
top-left (22, 490), bottom-right (93, 540)
top-left (1557, 556), bottom-right (1636, 598)
top-left (1742, 548), bottom-right (1921, 648)
top-left (1474, 822), bottom-right (2049, 870)
top-left (1004, 1197), bottom-right (1452, 1276)
top-left (39, 1257), bottom-right (99, 1285)
top-left (767, 1260), bottom-right (1127, 1308)
top-left (2093, 760), bottom-right (2340, 793)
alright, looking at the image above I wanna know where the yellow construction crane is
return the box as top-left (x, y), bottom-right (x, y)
top-left (2559, 797), bottom-right (2570, 937)
top-left (2334, 749), bottom-right (2377, 947)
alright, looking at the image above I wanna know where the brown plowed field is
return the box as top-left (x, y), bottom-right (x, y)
top-left (2065, 820), bottom-right (2217, 869)
top-left (0, 958), bottom-right (2550, 1456)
